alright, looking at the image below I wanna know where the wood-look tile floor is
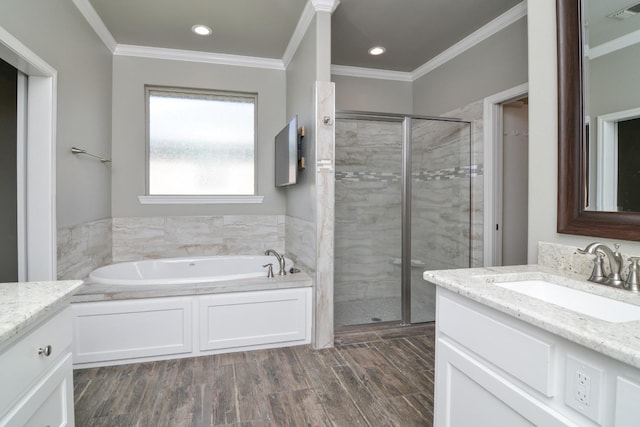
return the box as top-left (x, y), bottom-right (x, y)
top-left (74, 323), bottom-right (435, 427)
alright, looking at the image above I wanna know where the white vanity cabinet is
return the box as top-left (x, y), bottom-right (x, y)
top-left (0, 307), bottom-right (75, 427)
top-left (435, 288), bottom-right (640, 427)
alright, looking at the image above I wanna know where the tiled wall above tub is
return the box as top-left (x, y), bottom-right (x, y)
top-left (112, 215), bottom-right (285, 262)
top-left (58, 218), bottom-right (113, 280)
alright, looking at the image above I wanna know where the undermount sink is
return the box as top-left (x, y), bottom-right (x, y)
top-left (494, 280), bottom-right (640, 323)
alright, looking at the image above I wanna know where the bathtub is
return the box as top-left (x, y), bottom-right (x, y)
top-left (88, 255), bottom-right (293, 285)
top-left (73, 255), bottom-right (311, 368)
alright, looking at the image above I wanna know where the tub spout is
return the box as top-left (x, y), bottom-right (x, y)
top-left (265, 249), bottom-right (286, 276)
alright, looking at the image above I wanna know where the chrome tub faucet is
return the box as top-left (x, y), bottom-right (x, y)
top-left (265, 249), bottom-right (287, 276)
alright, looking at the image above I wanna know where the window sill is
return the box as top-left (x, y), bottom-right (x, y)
top-left (138, 195), bottom-right (264, 205)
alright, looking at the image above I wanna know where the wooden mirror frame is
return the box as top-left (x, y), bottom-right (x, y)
top-left (556, 0), bottom-right (640, 240)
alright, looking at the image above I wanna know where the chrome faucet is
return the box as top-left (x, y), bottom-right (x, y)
top-left (265, 249), bottom-right (286, 276)
top-left (578, 243), bottom-right (624, 287)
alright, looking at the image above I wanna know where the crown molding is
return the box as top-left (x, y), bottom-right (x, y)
top-left (330, 0), bottom-right (527, 83)
top-left (72, 0), bottom-right (117, 53)
top-left (311, 0), bottom-right (341, 13)
top-left (114, 44), bottom-right (285, 70)
top-left (331, 65), bottom-right (412, 82)
top-left (411, 0), bottom-right (527, 81)
top-left (589, 29), bottom-right (640, 60)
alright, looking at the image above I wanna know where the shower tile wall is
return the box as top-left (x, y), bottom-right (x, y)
top-left (335, 119), bottom-right (403, 327)
top-left (410, 119), bottom-right (473, 322)
top-left (411, 119), bottom-right (472, 270)
top-left (334, 115), bottom-right (477, 327)
top-left (444, 100), bottom-right (484, 268)
top-left (112, 215), bottom-right (285, 262)
top-left (58, 218), bottom-right (113, 280)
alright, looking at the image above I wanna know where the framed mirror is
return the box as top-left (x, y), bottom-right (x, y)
top-left (557, 0), bottom-right (640, 240)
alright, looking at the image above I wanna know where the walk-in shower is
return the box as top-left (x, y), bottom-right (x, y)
top-left (334, 112), bottom-right (472, 328)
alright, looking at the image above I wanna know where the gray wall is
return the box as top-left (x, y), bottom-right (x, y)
top-left (111, 56), bottom-right (287, 217)
top-left (527, 0), bottom-right (640, 260)
top-left (588, 44), bottom-right (640, 117)
top-left (413, 18), bottom-right (528, 116)
top-left (332, 74), bottom-right (413, 114)
top-left (0, 0), bottom-right (113, 228)
top-left (0, 59), bottom-right (17, 281)
top-left (285, 15), bottom-right (319, 222)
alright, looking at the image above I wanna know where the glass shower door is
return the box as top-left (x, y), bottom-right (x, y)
top-left (334, 118), bottom-right (403, 328)
top-left (410, 118), bottom-right (472, 323)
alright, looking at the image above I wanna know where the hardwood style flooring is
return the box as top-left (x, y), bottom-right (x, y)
top-left (74, 323), bottom-right (435, 427)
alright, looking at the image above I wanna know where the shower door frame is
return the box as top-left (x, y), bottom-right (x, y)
top-left (335, 111), bottom-right (472, 326)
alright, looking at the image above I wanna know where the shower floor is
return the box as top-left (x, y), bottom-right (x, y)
top-left (335, 296), bottom-right (434, 329)
top-left (335, 297), bottom-right (401, 328)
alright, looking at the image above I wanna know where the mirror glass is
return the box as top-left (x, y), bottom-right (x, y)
top-left (584, 0), bottom-right (640, 212)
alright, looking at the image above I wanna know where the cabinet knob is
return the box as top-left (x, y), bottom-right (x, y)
top-left (38, 345), bottom-right (52, 357)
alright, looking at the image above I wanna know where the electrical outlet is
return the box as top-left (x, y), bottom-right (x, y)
top-left (575, 370), bottom-right (591, 406)
top-left (565, 355), bottom-right (603, 423)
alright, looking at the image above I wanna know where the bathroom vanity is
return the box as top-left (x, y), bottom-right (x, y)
top-left (0, 280), bottom-right (83, 427)
top-left (425, 265), bottom-right (640, 427)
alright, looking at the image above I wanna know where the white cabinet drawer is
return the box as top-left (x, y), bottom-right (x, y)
top-left (73, 297), bottom-right (192, 364)
top-left (0, 353), bottom-right (74, 427)
top-left (0, 308), bottom-right (72, 415)
top-left (438, 294), bottom-right (554, 396)
top-left (199, 288), bottom-right (311, 351)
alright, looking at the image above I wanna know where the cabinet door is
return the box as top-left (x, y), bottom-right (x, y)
top-left (199, 288), bottom-right (311, 351)
top-left (72, 297), bottom-right (192, 364)
top-left (435, 338), bottom-right (578, 427)
top-left (1, 353), bottom-right (74, 427)
top-left (615, 376), bottom-right (640, 427)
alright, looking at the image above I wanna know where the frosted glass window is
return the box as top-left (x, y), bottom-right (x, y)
top-left (146, 88), bottom-right (256, 195)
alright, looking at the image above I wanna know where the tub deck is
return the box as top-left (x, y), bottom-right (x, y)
top-left (72, 270), bottom-right (312, 303)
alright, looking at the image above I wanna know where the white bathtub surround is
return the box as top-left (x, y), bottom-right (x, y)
top-left (112, 215), bottom-right (285, 262)
top-left (57, 218), bottom-right (112, 280)
top-left (538, 241), bottom-right (640, 279)
top-left (89, 255), bottom-right (293, 286)
top-left (313, 81), bottom-right (336, 349)
top-left (72, 271), bottom-right (312, 368)
top-left (76, 269), bottom-right (312, 302)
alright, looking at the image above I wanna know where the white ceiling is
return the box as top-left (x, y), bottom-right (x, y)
top-left (87, 0), bottom-right (523, 72)
top-left (586, 0), bottom-right (640, 46)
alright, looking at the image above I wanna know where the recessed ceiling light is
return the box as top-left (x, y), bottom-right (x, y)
top-left (368, 46), bottom-right (386, 56)
top-left (191, 25), bottom-right (212, 36)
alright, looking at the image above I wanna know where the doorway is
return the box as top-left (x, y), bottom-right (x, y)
top-left (483, 83), bottom-right (529, 267)
top-left (0, 25), bottom-right (57, 280)
top-left (0, 58), bottom-right (18, 281)
top-left (501, 98), bottom-right (529, 266)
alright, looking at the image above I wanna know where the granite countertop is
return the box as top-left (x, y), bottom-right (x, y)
top-left (423, 264), bottom-right (640, 369)
top-left (72, 270), bottom-right (313, 303)
top-left (0, 280), bottom-right (83, 352)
